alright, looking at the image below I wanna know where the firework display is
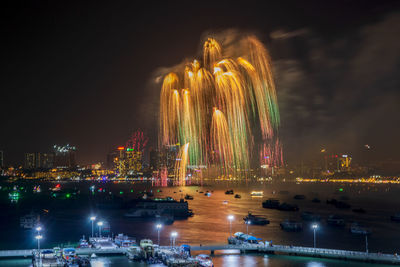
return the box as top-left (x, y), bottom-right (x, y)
top-left (159, 35), bottom-right (282, 177)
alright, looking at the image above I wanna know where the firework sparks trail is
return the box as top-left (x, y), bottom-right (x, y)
top-left (159, 34), bottom-right (282, 179)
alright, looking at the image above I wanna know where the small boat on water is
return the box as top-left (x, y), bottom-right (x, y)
top-left (262, 199), bottom-right (280, 209)
top-left (225, 189), bottom-right (234, 195)
top-left (222, 200), bottom-right (229, 205)
top-left (195, 254), bottom-right (214, 267)
top-left (250, 191), bottom-right (263, 197)
top-left (204, 192), bottom-right (211, 197)
top-left (301, 211), bottom-right (321, 221)
top-left (77, 236), bottom-right (90, 248)
top-left (184, 194), bottom-right (194, 200)
top-left (114, 233), bottom-right (136, 247)
top-left (327, 215), bottom-right (345, 226)
top-left (243, 212), bottom-right (270, 225)
top-left (278, 202), bottom-right (299, 211)
top-left (294, 195), bottom-right (305, 200)
top-left (280, 219), bottom-right (303, 231)
top-left (234, 194), bottom-right (241, 199)
top-left (352, 208), bottom-right (366, 214)
top-left (350, 223), bottom-right (371, 235)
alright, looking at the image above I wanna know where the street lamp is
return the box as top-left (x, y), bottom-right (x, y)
top-left (246, 220), bottom-right (251, 236)
top-left (35, 234), bottom-right (43, 266)
top-left (170, 232), bottom-right (178, 248)
top-left (97, 221), bottom-right (103, 238)
top-left (36, 226), bottom-right (42, 233)
top-left (227, 215), bottom-right (234, 237)
top-left (156, 224), bottom-right (162, 245)
top-left (312, 223), bottom-right (318, 248)
top-left (90, 216), bottom-right (96, 238)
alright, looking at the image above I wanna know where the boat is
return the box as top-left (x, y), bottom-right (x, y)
top-left (124, 197), bottom-right (191, 218)
top-left (294, 195), bottom-right (305, 200)
top-left (277, 203), bottom-right (299, 211)
top-left (280, 219), bottom-right (303, 231)
top-left (311, 198), bottom-right (321, 203)
top-left (352, 208), bottom-right (366, 214)
top-left (234, 194), bottom-right (241, 199)
top-left (77, 236), bottom-right (90, 248)
top-left (350, 223), bottom-right (371, 235)
top-left (184, 194), bottom-right (194, 200)
top-left (62, 248), bottom-right (77, 262)
top-left (327, 215), bottom-right (345, 226)
top-left (301, 211), bottom-right (321, 221)
top-left (225, 189), bottom-right (234, 195)
top-left (195, 254), bottom-right (214, 267)
top-left (89, 237), bottom-right (118, 249)
top-left (262, 199), bottom-right (280, 209)
top-left (243, 212), bottom-right (270, 225)
top-left (140, 239), bottom-right (155, 258)
top-left (33, 249), bottom-right (64, 267)
top-left (391, 213), bottom-right (400, 222)
top-left (204, 192), bottom-right (211, 196)
top-left (228, 232), bottom-right (262, 245)
top-left (114, 233), bottom-right (136, 247)
top-left (20, 212), bottom-right (40, 229)
top-left (222, 200), bottom-right (229, 205)
top-left (250, 191), bottom-right (263, 197)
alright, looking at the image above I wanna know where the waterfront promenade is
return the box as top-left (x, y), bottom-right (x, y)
top-left (1, 243), bottom-right (399, 265)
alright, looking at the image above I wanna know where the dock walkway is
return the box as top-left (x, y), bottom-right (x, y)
top-left (0, 244), bottom-right (399, 265)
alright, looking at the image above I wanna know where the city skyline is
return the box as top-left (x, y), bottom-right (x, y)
top-left (1, 1), bottom-right (400, 167)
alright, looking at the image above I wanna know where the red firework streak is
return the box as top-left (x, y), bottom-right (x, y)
top-left (126, 130), bottom-right (149, 151)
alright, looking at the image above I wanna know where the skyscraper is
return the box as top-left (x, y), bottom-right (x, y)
top-left (0, 151), bottom-right (3, 168)
top-left (24, 153), bottom-right (36, 169)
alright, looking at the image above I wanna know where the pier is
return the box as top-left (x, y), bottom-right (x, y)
top-left (1, 244), bottom-right (399, 265)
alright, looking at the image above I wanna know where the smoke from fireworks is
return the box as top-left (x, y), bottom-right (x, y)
top-left (159, 33), bottom-right (282, 177)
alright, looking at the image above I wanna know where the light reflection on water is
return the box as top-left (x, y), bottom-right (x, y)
top-left (1, 181), bottom-right (400, 266)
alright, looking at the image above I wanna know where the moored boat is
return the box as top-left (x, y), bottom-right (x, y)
top-left (225, 189), bottom-right (234, 195)
top-left (234, 194), bottom-right (241, 199)
top-left (262, 199), bottom-right (280, 209)
top-left (196, 254), bottom-right (214, 267)
top-left (301, 211), bottom-right (321, 221)
top-left (350, 222), bottom-right (371, 235)
top-left (278, 202), bottom-right (299, 211)
top-left (327, 215), bottom-right (345, 226)
top-left (243, 212), bottom-right (270, 225)
top-left (280, 219), bottom-right (303, 231)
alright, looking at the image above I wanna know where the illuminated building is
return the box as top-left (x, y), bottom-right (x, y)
top-left (24, 153), bottom-right (36, 169)
top-left (24, 152), bottom-right (55, 169)
top-left (149, 148), bottom-right (161, 171)
top-left (53, 144), bottom-right (77, 168)
top-left (114, 147), bottom-right (143, 177)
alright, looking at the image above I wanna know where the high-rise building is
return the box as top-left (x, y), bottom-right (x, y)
top-left (24, 153), bottom-right (36, 169)
top-left (53, 144), bottom-right (77, 168)
top-left (0, 150), bottom-right (3, 168)
top-left (149, 148), bottom-right (160, 171)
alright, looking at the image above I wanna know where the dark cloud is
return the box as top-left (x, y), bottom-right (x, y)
top-left (273, 13), bottom-right (400, 164)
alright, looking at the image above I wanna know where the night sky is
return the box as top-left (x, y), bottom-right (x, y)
top-left (1, 1), bottom-right (400, 166)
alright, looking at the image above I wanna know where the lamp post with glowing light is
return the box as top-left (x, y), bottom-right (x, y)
top-left (246, 220), bottom-right (251, 236)
top-left (227, 215), bottom-right (234, 237)
top-left (156, 224), bottom-right (162, 245)
top-left (90, 216), bottom-right (96, 238)
top-left (35, 234), bottom-right (43, 266)
top-left (312, 223), bottom-right (318, 248)
top-left (170, 232), bottom-right (178, 248)
top-left (97, 221), bottom-right (103, 238)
